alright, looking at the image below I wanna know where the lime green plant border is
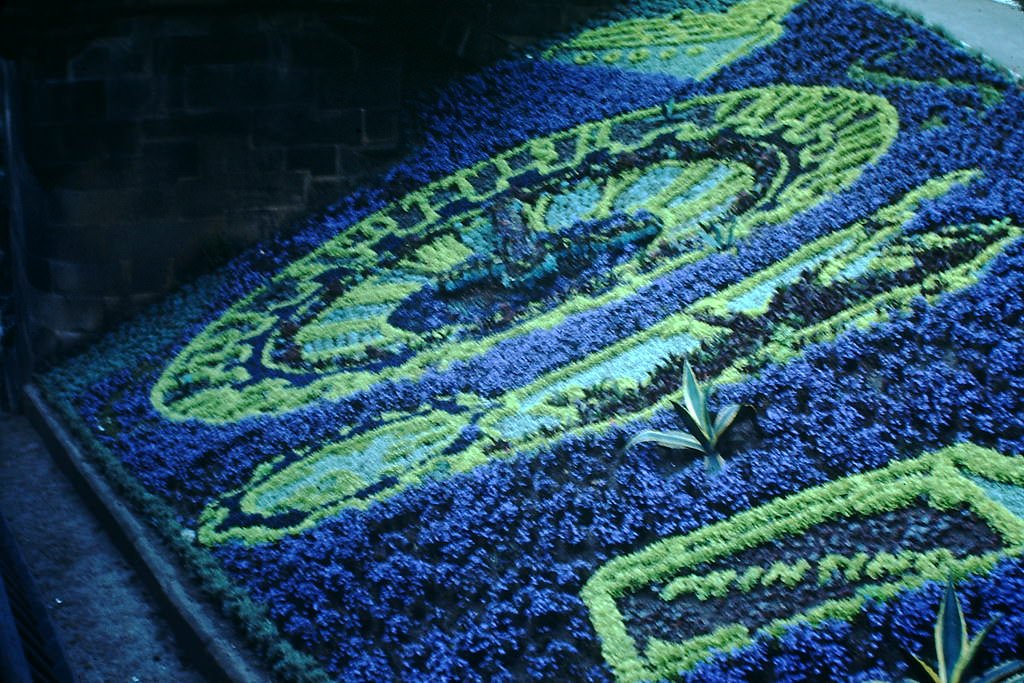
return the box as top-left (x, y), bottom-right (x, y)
top-left (152, 84), bottom-right (898, 425)
top-left (543, 0), bottom-right (804, 80)
top-left (194, 173), bottom-right (1024, 546)
top-left (581, 443), bottom-right (1024, 683)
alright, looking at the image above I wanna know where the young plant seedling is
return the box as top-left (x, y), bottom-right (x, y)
top-left (623, 359), bottom-right (740, 474)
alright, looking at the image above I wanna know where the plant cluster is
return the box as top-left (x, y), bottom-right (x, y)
top-left (34, 0), bottom-right (1024, 680)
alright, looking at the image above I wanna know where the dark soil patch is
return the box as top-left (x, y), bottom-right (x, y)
top-left (620, 502), bottom-right (1000, 649)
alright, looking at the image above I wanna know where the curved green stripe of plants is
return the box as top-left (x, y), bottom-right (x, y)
top-left (544, 0), bottom-right (804, 81)
top-left (194, 176), bottom-right (1021, 546)
top-left (152, 84), bottom-right (898, 425)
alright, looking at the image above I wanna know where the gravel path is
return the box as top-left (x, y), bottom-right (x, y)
top-left (0, 413), bottom-right (209, 683)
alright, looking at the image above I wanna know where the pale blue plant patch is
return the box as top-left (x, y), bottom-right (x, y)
top-left (728, 240), bottom-right (852, 313)
top-left (545, 182), bottom-right (603, 228)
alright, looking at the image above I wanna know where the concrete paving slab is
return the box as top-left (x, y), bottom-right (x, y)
top-left (881, 0), bottom-right (1024, 77)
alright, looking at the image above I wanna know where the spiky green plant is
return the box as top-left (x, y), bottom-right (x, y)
top-left (901, 579), bottom-right (1024, 683)
top-left (699, 217), bottom-right (737, 251)
top-left (623, 359), bottom-right (740, 473)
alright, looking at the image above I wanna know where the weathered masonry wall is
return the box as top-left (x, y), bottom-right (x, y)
top-left (2, 2), bottom-right (406, 373)
top-left (0, 0), bottom-right (612, 407)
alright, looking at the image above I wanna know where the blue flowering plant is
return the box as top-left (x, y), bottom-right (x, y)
top-left (32, 0), bottom-right (1024, 680)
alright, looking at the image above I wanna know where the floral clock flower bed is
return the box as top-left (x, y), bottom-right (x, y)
top-left (38, 0), bottom-right (1024, 680)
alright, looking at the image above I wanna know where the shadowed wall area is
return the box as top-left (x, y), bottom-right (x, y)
top-left (0, 0), bottom-right (611, 409)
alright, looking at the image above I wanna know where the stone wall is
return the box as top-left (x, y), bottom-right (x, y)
top-left (2, 2), bottom-right (407, 374)
top-left (0, 0), bottom-right (613, 407)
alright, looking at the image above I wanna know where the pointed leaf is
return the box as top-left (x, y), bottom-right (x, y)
top-left (951, 618), bottom-right (1000, 683)
top-left (713, 403), bottom-right (741, 442)
top-left (970, 659), bottom-right (1024, 683)
top-left (937, 580), bottom-right (967, 683)
top-left (672, 400), bottom-right (712, 451)
top-left (700, 387), bottom-right (713, 436)
top-left (911, 653), bottom-right (942, 683)
top-left (624, 429), bottom-right (703, 453)
top-left (681, 360), bottom-right (712, 437)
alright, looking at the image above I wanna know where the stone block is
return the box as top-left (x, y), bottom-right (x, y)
top-left (67, 79), bottom-right (107, 120)
top-left (47, 258), bottom-right (124, 296)
top-left (163, 31), bottom-right (270, 67)
top-left (40, 121), bottom-right (141, 165)
top-left (52, 187), bottom-right (143, 226)
top-left (194, 138), bottom-right (284, 180)
top-left (27, 224), bottom-right (98, 261)
top-left (141, 111), bottom-right (244, 139)
top-left (359, 107), bottom-right (400, 149)
top-left (247, 146), bottom-right (287, 176)
top-left (222, 208), bottom-right (286, 244)
top-left (249, 105), bottom-right (311, 145)
top-left (32, 291), bottom-right (107, 332)
top-left (286, 145), bottom-right (338, 176)
top-left (320, 63), bottom-right (403, 110)
top-left (185, 64), bottom-right (318, 111)
top-left (31, 162), bottom-right (79, 188)
top-left (46, 152), bottom-right (159, 191)
top-left (307, 176), bottom-right (351, 207)
top-left (28, 80), bottom-right (71, 123)
top-left (151, 17), bottom-right (214, 38)
top-left (174, 177), bottom-right (231, 220)
top-left (106, 76), bottom-right (156, 120)
top-left (129, 255), bottom-right (176, 292)
top-left (156, 71), bottom-right (186, 112)
top-left (252, 105), bottom-right (363, 146)
top-left (222, 170), bottom-right (309, 207)
top-left (141, 139), bottom-right (201, 180)
top-left (131, 186), bottom-right (180, 222)
top-left (338, 147), bottom-right (396, 177)
top-left (54, 123), bottom-right (102, 164)
top-left (288, 29), bottom-right (357, 69)
top-left (69, 38), bottom-right (147, 80)
top-left (68, 44), bottom-right (113, 80)
top-left (317, 69), bottom-right (360, 109)
top-left (24, 123), bottom-right (65, 167)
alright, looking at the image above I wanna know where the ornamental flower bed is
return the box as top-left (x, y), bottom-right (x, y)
top-left (38, 0), bottom-right (1024, 680)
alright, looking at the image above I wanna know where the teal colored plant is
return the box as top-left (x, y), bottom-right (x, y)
top-left (623, 359), bottom-right (740, 473)
top-left (897, 579), bottom-right (1024, 683)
